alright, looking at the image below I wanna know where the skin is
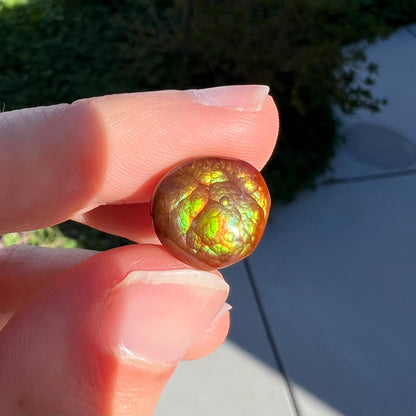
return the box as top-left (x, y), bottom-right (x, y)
top-left (0, 89), bottom-right (278, 415)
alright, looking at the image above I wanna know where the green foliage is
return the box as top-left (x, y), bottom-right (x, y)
top-left (1, 0), bottom-right (414, 248)
top-left (1, 226), bottom-right (78, 248)
top-left (173, 0), bottom-right (410, 200)
top-left (58, 221), bottom-right (131, 251)
top-left (0, 222), bottom-right (130, 249)
top-left (0, 0), bottom-right (155, 107)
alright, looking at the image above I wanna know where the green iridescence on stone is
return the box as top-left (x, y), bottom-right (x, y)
top-left (151, 157), bottom-right (271, 270)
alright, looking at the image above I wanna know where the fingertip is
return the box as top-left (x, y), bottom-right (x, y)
top-left (79, 89), bottom-right (279, 204)
top-left (1, 88), bottom-right (278, 233)
top-left (182, 310), bottom-right (231, 361)
top-left (0, 245), bottom-right (229, 415)
top-left (78, 203), bottom-right (159, 244)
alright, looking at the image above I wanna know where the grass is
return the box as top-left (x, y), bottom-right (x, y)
top-left (0, 222), bottom-right (131, 251)
top-left (0, 226), bottom-right (78, 249)
top-left (0, 0), bottom-right (28, 8)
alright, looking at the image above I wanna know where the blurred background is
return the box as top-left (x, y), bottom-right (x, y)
top-left (1, 1), bottom-right (415, 415)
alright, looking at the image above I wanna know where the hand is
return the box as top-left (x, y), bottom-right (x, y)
top-left (0, 85), bottom-right (278, 415)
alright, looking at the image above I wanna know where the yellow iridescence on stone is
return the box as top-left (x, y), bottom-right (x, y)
top-left (151, 157), bottom-right (271, 270)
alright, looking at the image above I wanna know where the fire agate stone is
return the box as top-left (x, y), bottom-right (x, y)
top-left (151, 157), bottom-right (271, 270)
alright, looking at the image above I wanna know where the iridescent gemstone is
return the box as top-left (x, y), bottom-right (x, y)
top-left (151, 157), bottom-right (271, 270)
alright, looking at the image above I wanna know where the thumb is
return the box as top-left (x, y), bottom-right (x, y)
top-left (0, 245), bottom-right (229, 416)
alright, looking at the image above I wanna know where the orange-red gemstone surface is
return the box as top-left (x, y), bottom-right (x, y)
top-left (151, 157), bottom-right (271, 270)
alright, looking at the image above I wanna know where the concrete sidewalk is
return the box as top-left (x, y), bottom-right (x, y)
top-left (156, 26), bottom-right (415, 416)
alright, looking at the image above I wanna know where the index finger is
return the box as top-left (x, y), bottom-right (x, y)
top-left (0, 86), bottom-right (278, 234)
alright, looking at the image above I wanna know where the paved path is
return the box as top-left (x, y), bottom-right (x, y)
top-left (156, 26), bottom-right (416, 416)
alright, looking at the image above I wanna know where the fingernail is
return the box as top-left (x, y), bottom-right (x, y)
top-left (209, 302), bottom-right (232, 326)
top-left (100, 269), bottom-right (229, 364)
top-left (186, 85), bottom-right (269, 111)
